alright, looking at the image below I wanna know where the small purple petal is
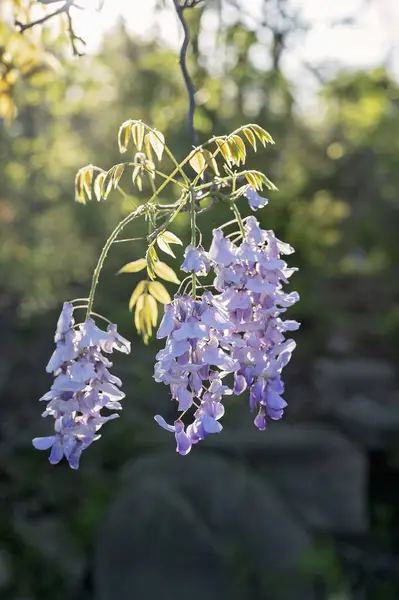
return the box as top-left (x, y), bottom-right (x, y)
top-left (154, 415), bottom-right (176, 433)
top-left (32, 436), bottom-right (55, 451)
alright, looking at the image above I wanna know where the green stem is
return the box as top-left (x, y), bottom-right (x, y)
top-left (85, 204), bottom-right (147, 320)
top-left (190, 187), bottom-right (197, 299)
top-left (84, 129), bottom-right (211, 318)
top-left (148, 195), bottom-right (188, 243)
top-left (231, 202), bottom-right (245, 238)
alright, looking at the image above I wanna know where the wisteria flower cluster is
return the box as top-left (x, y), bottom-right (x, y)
top-left (34, 120), bottom-right (299, 468)
top-left (33, 303), bottom-right (130, 469)
top-left (154, 212), bottom-right (299, 455)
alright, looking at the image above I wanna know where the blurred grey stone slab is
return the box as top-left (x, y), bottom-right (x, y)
top-left (209, 423), bottom-right (367, 534)
top-left (95, 453), bottom-right (315, 600)
top-left (315, 357), bottom-right (396, 404)
top-left (135, 423), bottom-right (367, 535)
top-left (326, 393), bottom-right (399, 449)
top-left (315, 356), bottom-right (399, 448)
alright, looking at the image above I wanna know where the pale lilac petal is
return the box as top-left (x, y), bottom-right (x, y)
top-left (157, 305), bottom-right (175, 339)
top-left (154, 415), bottom-right (176, 433)
top-left (176, 386), bottom-right (193, 411)
top-left (244, 187), bottom-right (268, 211)
top-left (32, 436), bottom-right (55, 450)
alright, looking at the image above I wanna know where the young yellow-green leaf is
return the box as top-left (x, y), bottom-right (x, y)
top-left (82, 167), bottom-right (93, 201)
top-left (153, 261), bottom-right (180, 284)
top-left (144, 133), bottom-right (154, 162)
top-left (255, 171), bottom-right (278, 191)
top-left (101, 167), bottom-right (116, 200)
top-left (113, 164), bottom-right (125, 189)
top-left (250, 124), bottom-right (275, 146)
top-left (226, 138), bottom-right (240, 166)
top-left (146, 245), bottom-right (158, 280)
top-left (134, 294), bottom-right (145, 333)
top-left (245, 172), bottom-right (259, 190)
top-left (231, 135), bottom-right (246, 165)
top-left (129, 280), bottom-right (148, 311)
top-left (118, 258), bottom-right (147, 275)
top-left (161, 231), bottom-right (183, 246)
top-left (132, 121), bottom-right (145, 151)
top-left (215, 138), bottom-right (233, 165)
top-left (148, 129), bottom-right (165, 161)
top-left (202, 148), bottom-right (220, 176)
top-left (243, 127), bottom-right (257, 151)
top-left (189, 149), bottom-right (206, 178)
top-left (118, 121), bottom-right (132, 153)
top-left (148, 281), bottom-right (171, 304)
top-left (144, 294), bottom-right (158, 327)
top-left (74, 171), bottom-right (86, 204)
top-left (94, 172), bottom-right (106, 201)
top-left (157, 236), bottom-right (176, 258)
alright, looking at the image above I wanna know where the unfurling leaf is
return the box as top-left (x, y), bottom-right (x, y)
top-left (75, 166), bottom-right (97, 203)
top-left (148, 281), bottom-right (171, 304)
top-left (231, 135), bottom-right (246, 164)
top-left (129, 280), bottom-right (148, 311)
top-left (101, 167), bottom-right (116, 200)
top-left (153, 261), bottom-right (180, 284)
top-left (94, 172), bottom-right (106, 201)
top-left (157, 236), bottom-right (176, 258)
top-left (146, 245), bottom-right (158, 280)
top-left (147, 130), bottom-right (165, 161)
top-left (143, 294), bottom-right (158, 328)
top-left (245, 172), bottom-right (259, 190)
top-left (132, 121), bottom-right (145, 151)
top-left (113, 164), bottom-right (125, 189)
top-left (243, 127), bottom-right (257, 151)
top-left (82, 168), bottom-right (93, 201)
top-left (189, 149), bottom-right (206, 178)
top-left (250, 124), bottom-right (274, 146)
top-left (254, 171), bottom-right (278, 191)
top-left (161, 231), bottom-right (183, 246)
top-left (74, 171), bottom-right (85, 204)
top-left (118, 258), bottom-right (147, 274)
top-left (202, 149), bottom-right (220, 176)
top-left (134, 294), bottom-right (145, 332)
top-left (118, 121), bottom-right (132, 153)
top-left (215, 138), bottom-right (233, 166)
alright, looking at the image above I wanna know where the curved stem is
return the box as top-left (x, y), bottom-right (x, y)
top-left (231, 203), bottom-right (245, 238)
top-left (85, 204), bottom-right (146, 320)
top-left (172, 0), bottom-right (199, 147)
top-left (189, 187), bottom-right (197, 299)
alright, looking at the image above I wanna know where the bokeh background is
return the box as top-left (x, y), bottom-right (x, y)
top-left (1, 1), bottom-right (399, 598)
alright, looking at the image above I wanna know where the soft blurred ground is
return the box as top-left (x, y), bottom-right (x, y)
top-left (1, 1), bottom-right (399, 599)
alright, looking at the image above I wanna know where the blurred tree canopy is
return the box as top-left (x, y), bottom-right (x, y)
top-left (1, 0), bottom-right (398, 344)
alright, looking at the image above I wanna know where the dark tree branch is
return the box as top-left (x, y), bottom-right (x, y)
top-left (15, 0), bottom-right (74, 32)
top-left (15, 0), bottom-right (85, 57)
top-left (172, 0), bottom-right (205, 147)
top-left (66, 10), bottom-right (86, 56)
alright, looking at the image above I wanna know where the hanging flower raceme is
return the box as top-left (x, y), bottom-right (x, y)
top-left (153, 216), bottom-right (299, 454)
top-left (209, 216), bottom-right (300, 430)
top-left (153, 293), bottom-right (238, 454)
top-left (33, 303), bottom-right (130, 469)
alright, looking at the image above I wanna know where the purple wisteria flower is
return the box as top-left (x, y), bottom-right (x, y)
top-left (33, 303), bottom-right (130, 469)
top-left (153, 294), bottom-right (237, 453)
top-left (181, 245), bottom-right (211, 276)
top-left (154, 216), bottom-right (299, 453)
top-left (209, 218), bottom-right (299, 429)
top-left (243, 186), bottom-right (269, 211)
